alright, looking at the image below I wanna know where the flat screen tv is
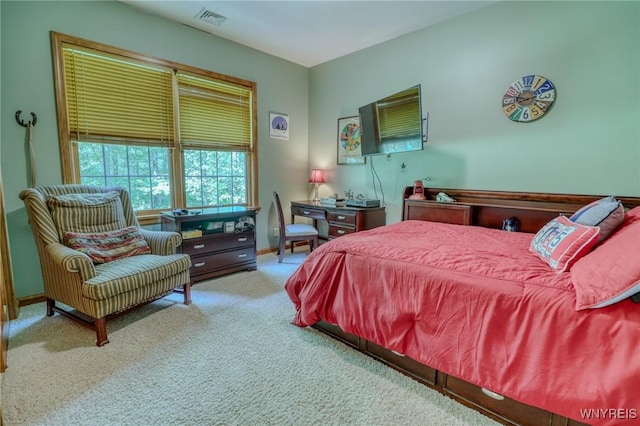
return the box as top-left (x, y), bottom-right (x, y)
top-left (359, 85), bottom-right (424, 156)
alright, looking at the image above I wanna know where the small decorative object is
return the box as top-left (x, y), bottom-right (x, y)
top-left (320, 197), bottom-right (337, 205)
top-left (502, 75), bottom-right (556, 122)
top-left (269, 112), bottom-right (289, 140)
top-left (502, 217), bottom-right (520, 232)
top-left (408, 180), bottom-right (426, 200)
top-left (309, 169), bottom-right (325, 202)
top-left (205, 221), bottom-right (224, 233)
top-left (436, 192), bottom-right (456, 203)
top-left (15, 110), bottom-right (38, 187)
top-left (337, 116), bottom-right (365, 165)
top-left (235, 215), bottom-right (255, 233)
top-left (320, 193), bottom-right (343, 205)
top-left (345, 189), bottom-right (354, 200)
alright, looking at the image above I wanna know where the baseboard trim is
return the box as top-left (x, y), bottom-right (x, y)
top-left (18, 294), bottom-right (46, 307)
top-left (257, 242), bottom-right (310, 256)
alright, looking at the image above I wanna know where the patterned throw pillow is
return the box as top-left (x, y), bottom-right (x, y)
top-left (529, 216), bottom-right (600, 273)
top-left (569, 196), bottom-right (624, 242)
top-left (64, 226), bottom-right (151, 264)
top-left (47, 192), bottom-right (127, 241)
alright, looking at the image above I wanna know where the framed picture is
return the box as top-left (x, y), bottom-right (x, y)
top-left (269, 112), bottom-right (289, 141)
top-left (337, 116), bottom-right (365, 165)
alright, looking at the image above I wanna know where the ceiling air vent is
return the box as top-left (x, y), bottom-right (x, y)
top-left (195, 8), bottom-right (227, 26)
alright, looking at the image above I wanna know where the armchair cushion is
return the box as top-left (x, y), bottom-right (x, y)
top-left (83, 254), bottom-right (191, 301)
top-left (47, 191), bottom-right (127, 240)
top-left (64, 226), bottom-right (152, 264)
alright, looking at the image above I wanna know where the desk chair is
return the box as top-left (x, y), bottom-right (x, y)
top-left (273, 191), bottom-right (318, 263)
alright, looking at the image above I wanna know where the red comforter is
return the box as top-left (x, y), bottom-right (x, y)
top-left (285, 220), bottom-right (640, 425)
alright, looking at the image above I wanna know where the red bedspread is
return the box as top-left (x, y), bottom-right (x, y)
top-left (285, 220), bottom-right (640, 425)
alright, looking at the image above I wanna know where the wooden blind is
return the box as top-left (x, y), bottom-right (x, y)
top-left (177, 72), bottom-right (252, 151)
top-left (377, 87), bottom-right (421, 141)
top-left (63, 44), bottom-right (174, 145)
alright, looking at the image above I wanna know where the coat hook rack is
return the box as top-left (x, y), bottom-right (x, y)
top-left (15, 110), bottom-right (37, 128)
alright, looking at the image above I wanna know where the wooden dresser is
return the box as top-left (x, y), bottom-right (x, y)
top-left (161, 207), bottom-right (257, 283)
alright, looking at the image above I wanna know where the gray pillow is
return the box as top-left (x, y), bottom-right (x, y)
top-left (569, 196), bottom-right (624, 242)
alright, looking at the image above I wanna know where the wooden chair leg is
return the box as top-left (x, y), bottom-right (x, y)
top-left (46, 298), bottom-right (55, 316)
top-left (183, 282), bottom-right (192, 305)
top-left (278, 239), bottom-right (285, 263)
top-left (95, 317), bottom-right (109, 347)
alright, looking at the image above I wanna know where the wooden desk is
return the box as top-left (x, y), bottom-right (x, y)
top-left (290, 200), bottom-right (385, 240)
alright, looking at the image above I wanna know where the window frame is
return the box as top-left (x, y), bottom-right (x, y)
top-left (50, 31), bottom-right (259, 219)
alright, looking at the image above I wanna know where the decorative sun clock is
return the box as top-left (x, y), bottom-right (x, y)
top-left (502, 75), bottom-right (556, 122)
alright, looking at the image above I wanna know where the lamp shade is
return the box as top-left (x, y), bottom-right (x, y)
top-left (308, 169), bottom-right (326, 184)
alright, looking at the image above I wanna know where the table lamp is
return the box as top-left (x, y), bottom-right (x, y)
top-left (309, 169), bottom-right (325, 202)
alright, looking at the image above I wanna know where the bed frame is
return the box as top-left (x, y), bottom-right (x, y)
top-left (312, 187), bottom-right (640, 426)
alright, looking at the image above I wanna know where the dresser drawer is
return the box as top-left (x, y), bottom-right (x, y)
top-left (365, 341), bottom-right (436, 386)
top-left (291, 206), bottom-right (325, 221)
top-left (443, 374), bottom-right (553, 426)
top-left (327, 211), bottom-right (357, 226)
top-left (182, 233), bottom-right (254, 256)
top-left (190, 246), bottom-right (256, 277)
top-left (328, 224), bottom-right (356, 238)
top-left (404, 201), bottom-right (472, 225)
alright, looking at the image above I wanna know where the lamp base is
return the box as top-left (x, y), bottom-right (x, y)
top-left (313, 184), bottom-right (320, 202)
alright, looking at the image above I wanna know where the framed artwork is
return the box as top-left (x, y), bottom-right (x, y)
top-left (337, 116), bottom-right (365, 165)
top-left (269, 112), bottom-right (289, 140)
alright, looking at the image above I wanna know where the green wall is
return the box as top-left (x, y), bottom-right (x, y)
top-left (1, 1), bottom-right (309, 298)
top-left (309, 1), bottom-right (640, 223)
top-left (2, 1), bottom-right (639, 299)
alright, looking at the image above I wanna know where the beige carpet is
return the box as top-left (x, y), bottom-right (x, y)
top-left (2, 249), bottom-right (498, 426)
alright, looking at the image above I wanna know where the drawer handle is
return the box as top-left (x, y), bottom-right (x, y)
top-left (193, 262), bottom-right (206, 268)
top-left (337, 215), bottom-right (346, 220)
top-left (481, 388), bottom-right (505, 401)
top-left (337, 229), bottom-right (346, 234)
top-left (237, 237), bottom-right (248, 242)
top-left (303, 210), bottom-right (311, 215)
top-left (237, 253), bottom-right (247, 258)
top-left (193, 244), bottom-right (205, 249)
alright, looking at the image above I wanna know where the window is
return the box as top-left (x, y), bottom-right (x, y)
top-left (51, 32), bottom-right (257, 216)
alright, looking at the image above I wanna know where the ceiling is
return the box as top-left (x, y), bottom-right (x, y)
top-left (119, 1), bottom-right (498, 68)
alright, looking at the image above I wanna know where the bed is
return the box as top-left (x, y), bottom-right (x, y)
top-left (284, 188), bottom-right (640, 426)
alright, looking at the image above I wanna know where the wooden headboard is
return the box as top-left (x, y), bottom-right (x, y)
top-left (402, 187), bottom-right (640, 233)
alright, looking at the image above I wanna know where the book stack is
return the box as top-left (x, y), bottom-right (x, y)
top-left (181, 229), bottom-right (202, 239)
top-left (320, 197), bottom-right (345, 206)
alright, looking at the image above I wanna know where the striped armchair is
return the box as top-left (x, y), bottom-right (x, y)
top-left (19, 185), bottom-right (192, 346)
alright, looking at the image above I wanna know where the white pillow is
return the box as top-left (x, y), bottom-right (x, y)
top-left (569, 196), bottom-right (624, 242)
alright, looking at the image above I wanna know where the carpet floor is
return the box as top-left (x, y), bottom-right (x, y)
top-left (2, 249), bottom-right (499, 426)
